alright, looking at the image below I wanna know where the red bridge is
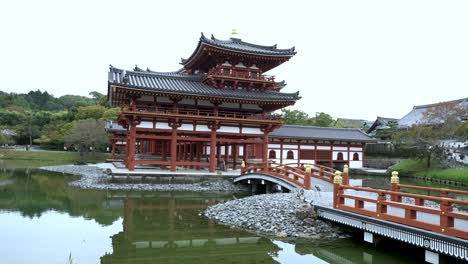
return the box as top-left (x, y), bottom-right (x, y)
top-left (237, 162), bottom-right (468, 263)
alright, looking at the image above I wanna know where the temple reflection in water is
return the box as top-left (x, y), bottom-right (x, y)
top-left (100, 192), bottom-right (280, 264)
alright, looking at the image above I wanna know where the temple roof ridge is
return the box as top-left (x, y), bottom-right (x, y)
top-left (110, 65), bottom-right (201, 81)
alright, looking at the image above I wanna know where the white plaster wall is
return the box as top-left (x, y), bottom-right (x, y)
top-left (178, 124), bottom-right (193, 131)
top-left (334, 147), bottom-right (348, 151)
top-left (239, 146), bottom-right (244, 156)
top-left (117, 141), bottom-right (126, 145)
top-left (317, 146), bottom-right (331, 150)
top-left (196, 125), bottom-right (211, 132)
top-left (349, 161), bottom-right (363, 168)
top-left (300, 145), bottom-right (314, 150)
top-left (155, 122), bottom-right (170, 129)
top-left (283, 144), bottom-right (298, 149)
top-left (219, 126), bottom-right (240, 133)
top-left (350, 147), bottom-right (363, 151)
top-left (301, 159), bottom-right (315, 164)
top-left (269, 144), bottom-right (280, 148)
top-left (137, 121), bottom-right (153, 128)
top-left (243, 127), bottom-right (262, 134)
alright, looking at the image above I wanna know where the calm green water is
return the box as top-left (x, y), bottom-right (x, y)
top-left (0, 167), bottom-right (456, 264)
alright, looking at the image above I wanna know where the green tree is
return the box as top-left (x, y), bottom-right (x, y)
top-left (280, 109), bottom-right (313, 126)
top-left (75, 105), bottom-right (107, 120)
top-left (64, 120), bottom-right (109, 163)
top-left (102, 107), bottom-right (120, 121)
top-left (312, 112), bottom-right (334, 127)
top-left (0, 133), bottom-right (14, 145)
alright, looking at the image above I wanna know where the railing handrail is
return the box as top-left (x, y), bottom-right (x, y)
top-left (338, 185), bottom-right (468, 206)
top-left (397, 184), bottom-right (468, 195)
top-left (125, 107), bottom-right (282, 121)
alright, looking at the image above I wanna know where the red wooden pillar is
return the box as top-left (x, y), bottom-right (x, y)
top-left (224, 143), bottom-right (229, 168)
top-left (190, 143), bottom-right (195, 169)
top-left (243, 144), bottom-right (248, 162)
top-left (330, 141), bottom-right (334, 168)
top-left (279, 139), bottom-right (283, 164)
top-left (297, 140), bottom-right (301, 166)
top-left (196, 142), bottom-right (202, 170)
top-left (361, 143), bottom-right (366, 167)
top-left (232, 143), bottom-right (238, 170)
top-left (262, 133), bottom-right (268, 163)
top-left (111, 140), bottom-right (116, 159)
top-left (209, 128), bottom-right (217, 173)
top-left (170, 127), bottom-right (177, 172)
top-left (216, 144), bottom-right (221, 166)
top-left (161, 141), bottom-right (167, 170)
top-left (127, 122), bottom-right (137, 171)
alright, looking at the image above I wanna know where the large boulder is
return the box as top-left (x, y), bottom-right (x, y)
top-left (295, 203), bottom-right (316, 221)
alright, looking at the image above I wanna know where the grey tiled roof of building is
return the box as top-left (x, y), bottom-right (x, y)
top-left (181, 33), bottom-right (296, 65)
top-left (398, 98), bottom-right (468, 129)
top-left (108, 66), bottom-right (300, 102)
top-left (270, 125), bottom-right (376, 142)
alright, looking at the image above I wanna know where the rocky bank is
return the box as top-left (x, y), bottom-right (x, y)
top-left (204, 192), bottom-right (348, 239)
top-left (40, 164), bottom-right (247, 192)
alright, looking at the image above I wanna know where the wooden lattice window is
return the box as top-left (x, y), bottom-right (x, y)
top-left (268, 150), bottom-right (276, 159)
top-left (316, 150), bottom-right (332, 160)
top-left (299, 150), bottom-right (315, 160)
top-left (337, 152), bottom-right (344, 160)
top-left (353, 153), bottom-right (360, 161)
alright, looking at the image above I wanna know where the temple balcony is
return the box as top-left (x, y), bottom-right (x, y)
top-left (203, 68), bottom-right (276, 88)
top-left (120, 106), bottom-right (283, 125)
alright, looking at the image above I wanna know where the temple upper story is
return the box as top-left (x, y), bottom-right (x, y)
top-left (108, 32), bottom-right (300, 113)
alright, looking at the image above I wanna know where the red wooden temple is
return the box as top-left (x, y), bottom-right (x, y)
top-left (107, 32), bottom-right (300, 172)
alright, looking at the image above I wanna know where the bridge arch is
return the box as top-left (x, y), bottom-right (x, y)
top-left (234, 173), bottom-right (302, 191)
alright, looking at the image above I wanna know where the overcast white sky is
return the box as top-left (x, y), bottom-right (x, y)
top-left (1, 0), bottom-right (467, 120)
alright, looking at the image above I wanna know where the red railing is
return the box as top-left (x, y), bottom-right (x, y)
top-left (129, 106), bottom-right (282, 121)
top-left (240, 162), bottom-right (342, 190)
top-left (206, 69), bottom-right (275, 82)
top-left (333, 173), bottom-right (468, 239)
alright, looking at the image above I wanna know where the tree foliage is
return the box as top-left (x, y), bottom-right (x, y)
top-left (280, 109), bottom-right (343, 127)
top-left (65, 120), bottom-right (109, 163)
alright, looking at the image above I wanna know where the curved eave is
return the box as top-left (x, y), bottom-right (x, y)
top-left (109, 83), bottom-right (300, 104)
top-left (181, 41), bottom-right (296, 68)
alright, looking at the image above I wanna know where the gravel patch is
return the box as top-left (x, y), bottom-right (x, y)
top-left (204, 192), bottom-right (348, 239)
top-left (40, 164), bottom-right (247, 192)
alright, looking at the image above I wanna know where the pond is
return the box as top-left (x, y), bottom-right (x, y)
top-left (0, 167), bottom-right (463, 264)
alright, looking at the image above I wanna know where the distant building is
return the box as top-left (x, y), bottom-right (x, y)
top-left (366, 116), bottom-right (399, 135)
top-left (398, 97), bottom-right (468, 129)
top-left (1, 129), bottom-right (16, 137)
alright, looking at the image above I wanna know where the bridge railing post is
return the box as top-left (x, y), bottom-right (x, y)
top-left (440, 191), bottom-right (454, 234)
top-left (390, 171), bottom-right (401, 202)
top-left (304, 164), bottom-right (311, 190)
top-left (376, 191), bottom-right (387, 217)
top-left (342, 164), bottom-right (349, 185)
top-left (333, 171), bottom-right (343, 209)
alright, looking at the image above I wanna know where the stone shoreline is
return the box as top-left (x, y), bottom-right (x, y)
top-left (40, 164), bottom-right (248, 192)
top-left (204, 192), bottom-right (348, 240)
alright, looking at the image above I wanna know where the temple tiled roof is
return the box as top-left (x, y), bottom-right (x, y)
top-left (270, 125), bottom-right (376, 142)
top-left (108, 66), bottom-right (300, 102)
top-left (398, 98), bottom-right (468, 129)
top-left (181, 33), bottom-right (296, 65)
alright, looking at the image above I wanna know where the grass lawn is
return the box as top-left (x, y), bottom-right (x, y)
top-left (0, 149), bottom-right (110, 168)
top-left (391, 159), bottom-right (468, 184)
